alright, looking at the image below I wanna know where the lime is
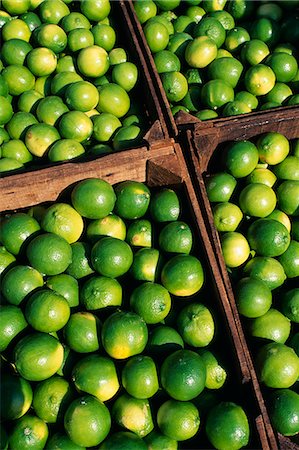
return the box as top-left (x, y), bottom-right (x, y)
top-left (2, 65), bottom-right (35, 97)
top-left (101, 310), bottom-right (148, 359)
top-left (114, 181), bottom-right (150, 219)
top-left (46, 273), bottom-right (79, 308)
top-left (2, 0), bottom-right (30, 15)
top-left (0, 246), bottom-right (15, 275)
top-left (25, 123), bottom-right (60, 157)
top-left (26, 233), bottom-right (72, 276)
top-left (221, 231), bottom-right (250, 268)
top-left (134, 1), bottom-right (157, 24)
top-left (206, 402), bottom-right (249, 450)
top-left (161, 254), bottom-right (204, 296)
top-left (26, 47), bottom-right (57, 77)
top-left (268, 389), bottom-right (299, 437)
top-left (66, 241), bottom-right (94, 279)
top-left (112, 394), bottom-right (153, 438)
top-left (155, 0), bottom-right (180, 10)
top-left (277, 181), bottom-right (299, 216)
top-left (235, 91), bottom-right (258, 110)
top-left (45, 432), bottom-right (85, 450)
top-left (205, 172), bottom-right (237, 202)
top-left (97, 83), bottom-right (130, 118)
top-left (250, 17), bottom-right (280, 47)
top-left (41, 203), bottom-right (83, 244)
top-left (247, 218), bottom-right (290, 257)
top-left (185, 36), bottom-right (217, 68)
top-left (243, 256), bottom-right (286, 290)
top-left (0, 305), bottom-right (28, 352)
top-left (159, 221), bottom-right (192, 254)
top-left (112, 124), bottom-right (142, 151)
top-left (35, 23), bottom-right (67, 54)
top-left (241, 39), bottom-right (270, 65)
top-left (257, 132), bottom-right (290, 165)
top-left (80, 275), bottom-right (122, 310)
top-left (160, 71), bottom-right (188, 103)
top-left (161, 349), bottom-right (206, 400)
top-left (50, 72), bottom-right (83, 96)
top-left (144, 20), bottom-right (169, 53)
top-left (109, 47), bottom-right (127, 65)
top-left (278, 240), bottom-right (299, 278)
top-left (193, 16), bottom-right (226, 48)
top-left (91, 237), bottom-right (133, 278)
top-left (249, 308), bottom-right (291, 344)
top-left (1, 140), bottom-right (32, 164)
top-left (48, 139), bottom-right (85, 162)
top-left (111, 62), bottom-right (138, 92)
top-left (2, 18), bottom-right (31, 42)
top-left (72, 354), bottom-right (119, 402)
top-left (167, 32), bottom-right (192, 59)
top-left (99, 431), bottom-right (147, 450)
top-left (225, 26), bottom-right (250, 53)
top-left (122, 355), bottom-right (159, 399)
top-left (0, 373), bottom-right (32, 420)
top-left (87, 214), bottom-right (126, 242)
top-left (77, 45), bottom-right (109, 78)
top-left (225, 140), bottom-right (259, 178)
top-left (64, 311), bottom-right (101, 353)
top-left (213, 202), bottom-right (243, 232)
top-left (60, 11), bottom-right (91, 32)
top-left (267, 209), bottom-right (291, 233)
top-left (91, 23), bottom-right (115, 51)
top-left (244, 64), bottom-right (276, 96)
top-left (272, 156), bottom-right (299, 181)
top-left (80, 0), bottom-right (111, 21)
top-left (14, 332), bottom-right (64, 381)
top-left (222, 100), bottom-right (252, 116)
top-left (39, 0), bottom-right (70, 24)
top-left (144, 430), bottom-right (177, 450)
top-left (1, 265), bottom-right (43, 306)
top-left (264, 82), bottom-right (293, 105)
top-left (207, 57), bottom-right (243, 88)
top-left (8, 414), bottom-right (48, 450)
top-left (147, 324), bottom-right (184, 356)
top-left (281, 289), bottom-right (299, 322)
top-left (25, 288), bottom-right (70, 332)
top-left (0, 159), bottom-right (24, 173)
top-left (256, 342), bottom-right (299, 388)
top-left (126, 219), bottom-right (152, 248)
top-left (58, 111), bottom-right (93, 143)
top-left (130, 282), bottom-right (171, 324)
top-left (0, 211), bottom-right (40, 256)
top-left (198, 349), bottom-right (227, 389)
top-left (64, 395), bottom-right (111, 447)
top-left (1, 39), bottom-right (32, 66)
top-left (246, 168), bottom-right (277, 187)
top-left (157, 400), bottom-right (200, 441)
top-left (239, 183), bottom-right (277, 217)
top-left (6, 111), bottom-right (37, 140)
top-left (201, 79), bottom-right (234, 110)
top-left (177, 302), bottom-right (214, 347)
top-left (130, 248), bottom-right (162, 282)
top-left (67, 28), bottom-right (94, 52)
top-left (235, 277), bottom-right (272, 318)
top-left (266, 52), bottom-right (298, 83)
top-left (33, 376), bottom-right (74, 424)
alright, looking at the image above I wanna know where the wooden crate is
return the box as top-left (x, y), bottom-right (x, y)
top-left (0, 143), bottom-right (274, 449)
top-left (182, 107), bottom-right (299, 450)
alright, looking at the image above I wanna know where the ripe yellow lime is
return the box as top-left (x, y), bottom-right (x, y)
top-left (112, 394), bottom-right (153, 438)
top-left (41, 203), bottom-right (84, 244)
top-left (185, 36), bottom-right (217, 68)
top-left (221, 231), bottom-right (250, 268)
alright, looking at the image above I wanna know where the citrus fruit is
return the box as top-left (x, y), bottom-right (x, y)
top-left (213, 202), bottom-right (243, 232)
top-left (2, 18), bottom-right (31, 42)
top-left (91, 237), bottom-right (133, 277)
top-left (63, 311), bottom-right (101, 353)
top-left (65, 81), bottom-right (99, 112)
top-left (205, 172), bottom-right (237, 202)
top-left (268, 389), bottom-right (299, 437)
top-left (264, 82), bottom-right (293, 105)
top-left (144, 20), bottom-right (169, 53)
top-left (44, 432), bottom-right (85, 450)
top-left (1, 140), bottom-right (33, 164)
top-left (239, 183), bottom-right (277, 217)
top-left (205, 402), bottom-right (249, 450)
top-left (112, 394), bottom-right (153, 438)
top-left (193, 16), bottom-right (226, 47)
top-left (224, 140), bottom-right (259, 178)
top-left (177, 301), bottom-right (215, 346)
top-left (66, 241), bottom-right (94, 279)
top-left (121, 355), bottom-right (159, 399)
top-left (91, 23), bottom-right (115, 51)
top-left (6, 111), bottom-right (38, 140)
top-left (272, 156), bottom-right (299, 181)
top-left (249, 308), bottom-right (291, 344)
top-left (67, 28), bottom-right (94, 52)
top-left (2, 0), bottom-right (30, 15)
top-left (41, 203), bottom-right (84, 244)
top-left (147, 324), bottom-right (184, 355)
top-left (14, 332), bottom-right (64, 381)
top-left (25, 123), bottom-right (60, 157)
top-left (58, 110), bottom-right (93, 142)
top-left (80, 275), bottom-right (122, 310)
top-left (114, 181), bottom-right (150, 219)
top-left (50, 72), bottom-right (82, 96)
top-left (160, 71), bottom-right (188, 103)
top-left (185, 36), bottom-right (217, 68)
top-left (157, 399), bottom-right (200, 441)
top-left (71, 178), bottom-right (116, 220)
top-left (208, 10), bottom-right (235, 30)
top-left (130, 282), bottom-right (171, 324)
top-left (0, 305), bottom-right (28, 352)
top-left (0, 374), bottom-right (32, 420)
top-left (26, 47), bottom-right (57, 77)
top-left (222, 100), bottom-right (252, 116)
top-left (221, 231), bottom-right (250, 268)
top-left (267, 209), bottom-right (291, 233)
top-left (0, 212), bottom-right (40, 255)
top-left (281, 289), bottom-right (299, 323)
top-left (246, 168), bottom-right (277, 187)
top-left (154, 50), bottom-right (181, 73)
top-left (243, 256), bottom-right (286, 290)
top-left (100, 431), bottom-right (148, 450)
top-left (224, 26), bottom-right (250, 53)
top-left (101, 310), bottom-right (148, 359)
top-left (2, 65), bottom-right (35, 97)
top-left (60, 11), bottom-right (91, 32)
top-left (1, 39), bottom-right (32, 66)
top-left (201, 79), bottom-right (234, 110)
top-left (144, 430), bottom-right (177, 450)
top-left (161, 349), bottom-right (206, 400)
top-left (97, 83), bottom-right (130, 118)
top-left (1, 265), bottom-right (43, 306)
top-left (109, 47), bottom-right (127, 65)
top-left (278, 240), bottom-right (299, 278)
top-left (39, 0), bottom-right (70, 24)
top-left (134, 0), bottom-right (157, 24)
top-left (0, 246), bottom-right (16, 275)
top-left (64, 395), bottom-right (111, 447)
top-left (112, 124), bottom-right (142, 151)
top-left (72, 354), bottom-right (119, 402)
top-left (266, 52), bottom-right (298, 83)
top-left (26, 232), bottom-right (72, 276)
top-left (112, 62), bottom-right (138, 92)
top-left (247, 218), bottom-right (290, 257)
top-left (80, 0), bottom-right (111, 21)
top-left (32, 376), bottom-right (74, 424)
top-left (235, 91), bottom-right (258, 110)
top-left (77, 45), bottom-right (109, 78)
top-left (241, 39), bottom-right (270, 65)
top-left (244, 64), bottom-right (276, 96)
top-left (158, 221), bottom-right (192, 254)
top-left (149, 188), bottom-right (180, 222)
top-left (130, 248), bottom-right (162, 282)
top-left (8, 414), bottom-right (48, 450)
top-left (87, 214), bottom-right (126, 242)
top-left (235, 277), bottom-right (272, 318)
top-left (167, 32), bottom-right (192, 59)
top-left (250, 17), bottom-right (280, 47)
top-left (92, 113), bottom-right (121, 142)
top-left (0, 158), bottom-right (23, 173)
top-left (256, 342), bottom-right (299, 388)
top-left (277, 181), bottom-right (299, 215)
top-left (48, 139), bottom-right (85, 162)
top-left (257, 131), bottom-right (290, 165)
top-left (46, 273), bottom-right (79, 308)
top-left (126, 219), bottom-right (152, 247)
top-left (198, 349), bottom-right (227, 389)
top-left (161, 254), bottom-right (204, 296)
top-left (207, 57), bottom-right (243, 88)
top-left (25, 289), bottom-right (70, 333)
top-left (35, 23), bottom-right (67, 54)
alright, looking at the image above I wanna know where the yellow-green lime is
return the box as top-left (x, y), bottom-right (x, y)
top-left (0, 373), bottom-right (32, 420)
top-left (26, 47), bottom-right (57, 77)
top-left (97, 83), bottom-right (130, 118)
top-left (277, 181), bottom-right (299, 216)
top-left (14, 332), bottom-right (64, 381)
top-left (243, 256), bottom-right (286, 290)
top-left (112, 62), bottom-right (138, 92)
top-left (249, 308), bottom-right (291, 344)
top-left (1, 140), bottom-right (33, 164)
top-left (235, 277), bottom-right (272, 318)
top-left (147, 325), bottom-right (184, 356)
top-left (257, 132), bottom-right (290, 165)
top-left (157, 399), bottom-right (200, 441)
top-left (39, 0), bottom-right (70, 24)
top-left (64, 311), bottom-right (101, 353)
top-left (25, 123), bottom-right (60, 157)
top-left (92, 113), bottom-right (121, 142)
top-left (25, 288), bottom-right (70, 332)
top-left (154, 50), bottom-right (181, 73)
top-left (281, 289), bottom-right (299, 323)
top-left (130, 248), bottom-right (162, 282)
top-left (221, 231), bottom-right (250, 268)
top-left (32, 376), bottom-right (74, 423)
top-left (244, 64), bottom-right (276, 96)
top-left (133, 0), bottom-right (157, 24)
top-left (213, 202), bottom-right (243, 232)
top-left (112, 394), bottom-right (153, 438)
top-left (268, 389), bottom-right (299, 437)
top-left (48, 139), bottom-right (85, 162)
top-left (239, 183), bottom-right (277, 217)
top-left (126, 219), bottom-right (152, 247)
top-left (177, 302), bottom-right (214, 347)
top-left (205, 172), bottom-right (237, 202)
top-left (45, 432), bottom-right (85, 450)
top-left (241, 39), bottom-right (270, 65)
top-left (130, 281), bottom-right (171, 324)
top-left (246, 168), bottom-right (277, 187)
top-left (225, 26), bottom-right (250, 53)
top-left (58, 111), bottom-right (92, 142)
top-left (50, 72), bottom-right (82, 96)
top-left (1, 265), bottom-right (43, 306)
top-left (278, 240), bottom-right (299, 278)
top-left (185, 36), bottom-right (217, 68)
top-left (64, 395), bottom-right (111, 447)
top-left (65, 80), bottom-right (99, 112)
top-left (72, 354), bottom-right (119, 402)
top-left (6, 111), bottom-right (38, 140)
top-left (41, 203), bottom-right (84, 244)
top-left (0, 305), bottom-right (28, 352)
top-left (144, 20), bottom-right (169, 53)
top-left (1, 212), bottom-right (40, 255)
top-left (8, 414), bottom-right (48, 450)
top-left (267, 209), bottom-right (291, 233)
top-left (272, 156), bottom-right (299, 181)
top-left (87, 214), bottom-right (126, 242)
top-left (149, 188), bottom-right (180, 222)
top-left (235, 91), bottom-right (258, 110)
top-left (201, 79), bottom-right (234, 110)
top-left (121, 355), bottom-right (159, 399)
top-left (80, 0), bottom-right (111, 21)
top-left (46, 273), bottom-right (79, 308)
top-left (36, 95), bottom-right (69, 125)
top-left (80, 275), bottom-right (122, 310)
top-left (2, 18), bottom-right (31, 42)
top-left (0, 246), bottom-right (16, 275)
top-left (66, 241), bottom-right (94, 279)
top-left (207, 57), bottom-right (243, 88)
top-left (198, 349), bottom-right (227, 389)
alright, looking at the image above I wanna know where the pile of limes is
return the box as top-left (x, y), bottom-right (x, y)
top-left (0, 177), bottom-right (252, 449)
top-left (205, 131), bottom-right (299, 439)
top-left (0, 0), bottom-right (144, 174)
top-left (135, 0), bottom-right (299, 120)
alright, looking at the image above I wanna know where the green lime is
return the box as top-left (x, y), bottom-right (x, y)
top-left (264, 82), bottom-right (293, 105)
top-left (149, 188), bottom-right (180, 222)
top-left (67, 28), bottom-right (94, 52)
top-left (126, 219), bottom-right (152, 248)
top-left (249, 308), bottom-right (291, 344)
top-left (159, 221), bottom-right (192, 254)
top-left (114, 181), bottom-right (150, 219)
top-left (239, 183), bottom-right (277, 217)
top-left (80, 0), bottom-right (110, 21)
top-left (213, 202), bottom-right (243, 232)
top-left (87, 214), bottom-right (126, 242)
top-left (272, 156), bottom-right (299, 181)
top-left (235, 277), bottom-right (272, 318)
top-left (235, 91), bottom-right (258, 110)
top-left (144, 20), bottom-right (169, 53)
top-left (45, 432), bottom-right (85, 450)
top-left (0, 373), bottom-right (32, 420)
top-left (39, 0), bottom-right (70, 24)
top-left (25, 123), bottom-right (60, 157)
top-left (63, 311), bottom-right (101, 353)
top-left (6, 111), bottom-right (38, 140)
top-left (80, 275), bottom-right (122, 310)
top-left (225, 26), bottom-right (250, 53)
top-left (112, 125), bottom-right (142, 151)
top-left (144, 430), bottom-right (177, 450)
top-left (130, 248), bottom-right (162, 282)
top-left (58, 111), bottom-right (93, 143)
top-left (41, 203), bottom-right (84, 244)
top-left (50, 71), bottom-right (82, 96)
top-left (225, 140), bottom-right (259, 178)
top-left (244, 64), bottom-right (276, 96)
top-left (77, 45), bottom-right (109, 78)
top-left (161, 71), bottom-right (188, 103)
top-left (134, 0), bottom-right (157, 24)
top-left (122, 355), bottom-right (159, 399)
top-left (2, 65), bottom-right (35, 97)
top-left (246, 168), bottom-right (277, 187)
top-left (46, 273), bottom-right (79, 308)
top-left (48, 139), bottom-right (85, 162)
top-left (91, 237), bottom-right (133, 278)
top-left (268, 389), bottom-right (299, 437)
top-left (205, 172), bottom-right (237, 202)
top-left (266, 52), bottom-right (298, 83)
top-left (1, 265), bottom-right (43, 306)
top-left (277, 181), bottom-right (299, 216)
top-left (66, 241), bottom-right (94, 279)
top-left (208, 57), bottom-right (243, 88)
top-left (130, 282), bottom-right (171, 324)
top-left (161, 254), bottom-right (204, 296)
top-left (157, 399), bottom-right (200, 441)
top-left (8, 414), bottom-right (48, 450)
top-left (278, 240), bottom-right (299, 278)
top-left (201, 79), bottom-right (234, 110)
top-left (198, 349), bottom-right (227, 389)
top-left (177, 302), bottom-right (214, 347)
top-left (247, 218), bottom-right (290, 257)
top-left (97, 83), bottom-right (130, 118)
top-left (0, 305), bottom-right (28, 352)
top-left (185, 36), bottom-right (217, 68)
top-left (193, 16), bottom-right (226, 48)
top-left (99, 431), bottom-right (147, 450)
top-left (1, 39), bottom-right (32, 66)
